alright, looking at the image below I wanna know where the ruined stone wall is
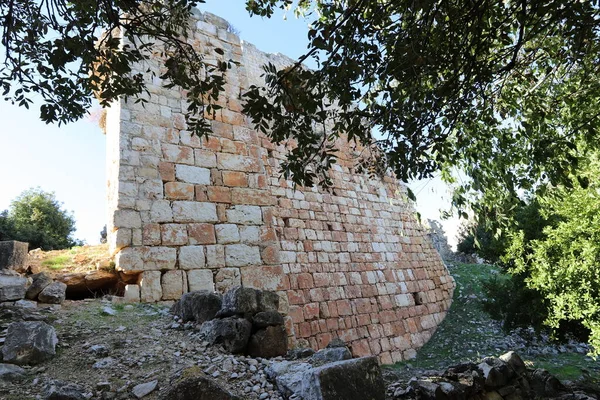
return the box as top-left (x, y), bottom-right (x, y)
top-left (105, 10), bottom-right (455, 363)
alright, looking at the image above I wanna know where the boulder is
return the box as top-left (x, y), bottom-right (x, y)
top-left (200, 317), bottom-right (252, 354)
top-left (311, 347), bottom-right (352, 364)
top-left (478, 357), bottom-right (512, 389)
top-left (252, 311), bottom-right (284, 328)
top-left (271, 357), bottom-right (385, 400)
top-left (171, 290), bottom-right (222, 323)
top-left (56, 270), bottom-right (119, 298)
top-left (304, 357), bottom-right (385, 400)
top-left (0, 272), bottom-right (28, 302)
top-left (0, 241), bottom-right (28, 272)
top-left (257, 290), bottom-right (279, 312)
top-left (218, 286), bottom-right (258, 317)
top-left (38, 281), bottom-right (67, 304)
top-left (160, 370), bottom-right (240, 400)
top-left (499, 351), bottom-right (527, 375)
top-left (43, 380), bottom-right (89, 400)
top-left (529, 369), bottom-right (563, 398)
top-left (2, 321), bottom-right (58, 365)
top-left (26, 272), bottom-right (53, 300)
top-left (247, 325), bottom-right (288, 358)
top-left (0, 363), bottom-right (26, 382)
top-left (132, 380), bottom-right (158, 398)
top-left (287, 347), bottom-right (316, 360)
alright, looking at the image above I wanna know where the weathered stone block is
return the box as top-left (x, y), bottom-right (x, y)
top-left (173, 201), bottom-right (218, 223)
top-left (162, 270), bottom-right (187, 300)
top-left (216, 153), bottom-right (261, 172)
top-left (161, 224), bottom-right (188, 246)
top-left (214, 268), bottom-right (240, 293)
top-left (139, 271), bottom-right (162, 302)
top-left (241, 265), bottom-right (288, 291)
top-left (247, 325), bottom-right (288, 358)
top-left (25, 272), bottom-right (52, 300)
top-left (124, 284), bottom-right (140, 302)
top-left (2, 321), bottom-right (58, 365)
top-left (225, 244), bottom-right (261, 267)
top-left (165, 182), bottom-right (195, 200)
top-left (206, 245), bottom-right (225, 268)
top-left (38, 281), bottom-right (67, 304)
top-left (171, 290), bottom-right (222, 323)
top-left (200, 317), bottom-right (252, 354)
top-left (179, 246), bottom-right (205, 270)
top-left (187, 223), bottom-right (216, 245)
top-left (175, 165), bottom-right (211, 185)
top-left (0, 273), bottom-right (28, 302)
top-left (226, 205), bottom-right (262, 225)
top-left (150, 200), bottom-right (173, 223)
top-left (215, 224), bottom-right (240, 244)
top-left (187, 269), bottom-right (214, 292)
top-left (0, 241), bottom-right (28, 271)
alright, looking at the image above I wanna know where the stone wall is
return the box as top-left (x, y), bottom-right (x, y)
top-left (105, 10), bottom-right (455, 363)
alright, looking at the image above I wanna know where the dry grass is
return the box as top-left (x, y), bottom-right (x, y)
top-left (29, 244), bottom-right (112, 275)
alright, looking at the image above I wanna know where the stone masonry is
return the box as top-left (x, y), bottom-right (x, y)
top-left (105, 10), bottom-right (455, 363)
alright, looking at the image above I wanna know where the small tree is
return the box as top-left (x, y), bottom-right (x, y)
top-left (3, 188), bottom-right (79, 250)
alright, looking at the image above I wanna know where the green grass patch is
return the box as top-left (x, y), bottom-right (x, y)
top-left (525, 352), bottom-right (600, 382)
top-left (41, 255), bottom-right (71, 270)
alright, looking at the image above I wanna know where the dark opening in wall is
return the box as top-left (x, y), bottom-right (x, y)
top-left (327, 223), bottom-right (334, 231)
top-left (412, 292), bottom-right (423, 305)
top-left (283, 217), bottom-right (290, 227)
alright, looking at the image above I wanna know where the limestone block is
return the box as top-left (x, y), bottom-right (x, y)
top-left (179, 246), bottom-right (205, 270)
top-left (188, 223), bottom-right (216, 245)
top-left (206, 245), bottom-right (226, 268)
top-left (144, 247), bottom-right (177, 270)
top-left (225, 244), bottom-right (261, 267)
top-left (394, 294), bottom-right (414, 307)
top-left (161, 143), bottom-right (193, 165)
top-left (216, 153), bottom-right (262, 172)
top-left (241, 265), bottom-right (288, 291)
top-left (139, 271), bottom-right (162, 302)
top-left (175, 165), bottom-right (211, 185)
top-left (142, 224), bottom-right (161, 246)
top-left (164, 182), bottom-right (194, 200)
top-left (150, 200), bottom-right (173, 223)
top-left (114, 228), bottom-right (132, 250)
top-left (215, 268), bottom-right (241, 293)
top-left (123, 284), bottom-right (140, 302)
top-left (215, 224), bottom-right (240, 244)
top-left (194, 149), bottom-right (217, 168)
top-left (113, 210), bottom-right (142, 229)
top-left (173, 201), bottom-right (218, 223)
top-left (239, 226), bottom-right (260, 243)
top-left (161, 224), bottom-right (188, 246)
top-left (139, 179), bottom-right (163, 200)
top-left (115, 247), bottom-right (144, 272)
top-left (226, 205), bottom-right (262, 225)
top-left (161, 270), bottom-right (186, 300)
top-left (0, 241), bottom-right (28, 271)
top-left (187, 269), bottom-right (214, 292)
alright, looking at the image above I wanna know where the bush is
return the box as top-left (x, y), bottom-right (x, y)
top-left (1, 188), bottom-right (80, 250)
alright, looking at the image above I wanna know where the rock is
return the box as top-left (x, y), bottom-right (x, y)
top-left (252, 311), bottom-right (284, 328)
top-left (56, 270), bottom-right (119, 298)
top-left (200, 317), bottom-right (252, 353)
top-left (171, 290), bottom-right (222, 323)
top-left (280, 356), bottom-right (385, 400)
top-left (15, 299), bottom-right (38, 308)
top-left (0, 363), bottom-right (26, 382)
top-left (0, 241), bottom-right (28, 272)
top-left (93, 357), bottom-right (115, 369)
top-left (88, 344), bottom-right (110, 358)
top-left (287, 347), bottom-right (315, 360)
top-left (132, 380), bottom-right (158, 398)
top-left (2, 321), bottom-right (58, 365)
top-left (218, 286), bottom-right (258, 317)
top-left (102, 306), bottom-right (117, 316)
top-left (326, 338), bottom-right (346, 348)
top-left (43, 380), bottom-right (89, 400)
top-left (499, 351), bottom-right (527, 375)
top-left (256, 290), bottom-right (279, 313)
top-left (26, 272), bottom-right (53, 300)
top-left (247, 325), bottom-right (288, 358)
top-left (0, 273), bottom-right (28, 301)
top-left (311, 347), bottom-right (352, 364)
top-left (478, 357), bottom-right (511, 388)
top-left (409, 379), bottom-right (446, 400)
top-left (530, 369), bottom-right (563, 398)
top-left (160, 370), bottom-right (240, 400)
top-left (38, 281), bottom-right (67, 304)
top-left (269, 361), bottom-right (314, 397)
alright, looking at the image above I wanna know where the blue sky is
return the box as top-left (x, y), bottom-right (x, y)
top-left (0, 0), bottom-right (460, 247)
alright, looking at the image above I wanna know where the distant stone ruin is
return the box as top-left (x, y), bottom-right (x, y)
top-left (105, 10), bottom-right (455, 363)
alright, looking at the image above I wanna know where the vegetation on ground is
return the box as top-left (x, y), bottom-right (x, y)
top-left (390, 263), bottom-right (600, 385)
top-left (30, 244), bottom-right (112, 274)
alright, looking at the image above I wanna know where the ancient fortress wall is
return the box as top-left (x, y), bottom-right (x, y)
top-left (105, 10), bottom-right (455, 363)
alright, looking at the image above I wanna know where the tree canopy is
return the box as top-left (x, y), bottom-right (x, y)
top-left (0, 188), bottom-right (80, 250)
top-left (2, 0), bottom-right (600, 211)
